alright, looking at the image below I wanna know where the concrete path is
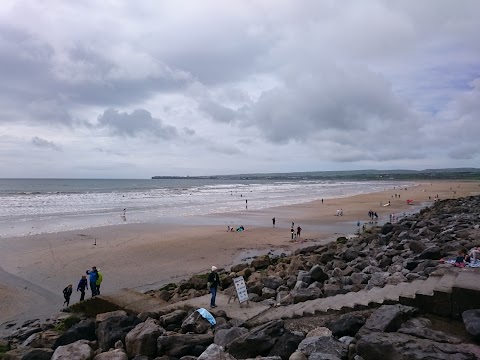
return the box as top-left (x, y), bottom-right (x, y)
top-left (98, 290), bottom-right (269, 322)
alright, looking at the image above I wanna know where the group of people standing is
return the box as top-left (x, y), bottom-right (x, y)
top-left (368, 210), bottom-right (378, 220)
top-left (62, 266), bottom-right (103, 307)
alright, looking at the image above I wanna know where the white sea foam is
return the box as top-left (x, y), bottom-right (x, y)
top-left (0, 179), bottom-right (412, 237)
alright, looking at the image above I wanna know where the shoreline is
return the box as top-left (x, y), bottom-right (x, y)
top-left (1, 179), bottom-right (479, 328)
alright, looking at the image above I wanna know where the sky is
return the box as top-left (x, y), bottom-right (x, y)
top-left (1, 1), bottom-right (479, 178)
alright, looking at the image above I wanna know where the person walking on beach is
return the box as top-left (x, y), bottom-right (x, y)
top-left (291, 226), bottom-right (295, 240)
top-left (207, 266), bottom-right (220, 308)
top-left (245, 199), bottom-right (248, 210)
top-left (296, 225), bottom-right (302, 238)
top-left (86, 266), bottom-right (98, 297)
top-left (272, 217), bottom-right (276, 228)
top-left (77, 275), bottom-right (88, 301)
top-left (63, 284), bottom-right (73, 307)
top-left (96, 269), bottom-right (103, 296)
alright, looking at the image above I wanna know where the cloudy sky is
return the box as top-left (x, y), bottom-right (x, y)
top-left (1, 1), bottom-right (479, 178)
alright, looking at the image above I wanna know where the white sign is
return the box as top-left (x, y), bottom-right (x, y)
top-left (233, 276), bottom-right (249, 303)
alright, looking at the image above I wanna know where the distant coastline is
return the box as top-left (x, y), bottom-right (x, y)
top-left (152, 168), bottom-right (480, 181)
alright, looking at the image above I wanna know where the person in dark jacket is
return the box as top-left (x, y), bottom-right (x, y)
top-left (207, 266), bottom-right (220, 308)
top-left (86, 266), bottom-right (98, 297)
top-left (77, 275), bottom-right (88, 301)
top-left (63, 284), bottom-right (73, 306)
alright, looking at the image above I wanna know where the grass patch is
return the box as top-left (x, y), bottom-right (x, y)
top-left (336, 236), bottom-right (348, 244)
top-left (159, 283), bottom-right (177, 291)
top-left (54, 315), bottom-right (81, 332)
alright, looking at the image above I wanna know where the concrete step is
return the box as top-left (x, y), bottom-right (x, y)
top-left (248, 272), bottom-right (462, 327)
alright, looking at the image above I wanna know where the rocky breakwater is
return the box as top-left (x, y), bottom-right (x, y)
top-left (2, 195), bottom-right (480, 359)
top-left (148, 196), bottom-right (480, 310)
top-left (2, 303), bottom-right (480, 359)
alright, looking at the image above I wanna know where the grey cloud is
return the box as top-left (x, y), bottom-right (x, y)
top-left (96, 108), bottom-right (178, 139)
top-left (31, 137), bottom-right (61, 151)
top-left (183, 127), bottom-right (195, 136)
top-left (199, 100), bottom-right (238, 123)
top-left (207, 144), bottom-right (242, 156)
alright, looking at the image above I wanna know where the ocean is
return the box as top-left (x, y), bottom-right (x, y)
top-left (0, 178), bottom-right (411, 238)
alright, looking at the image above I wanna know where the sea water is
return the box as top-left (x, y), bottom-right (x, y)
top-left (0, 178), bottom-right (411, 237)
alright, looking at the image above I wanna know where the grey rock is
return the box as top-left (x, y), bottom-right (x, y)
top-left (227, 320), bottom-right (285, 359)
top-left (262, 276), bottom-right (284, 290)
top-left (125, 318), bottom-right (164, 358)
top-left (357, 304), bottom-right (419, 337)
top-left (309, 265), bottom-right (328, 283)
top-left (288, 351), bottom-right (307, 360)
top-left (214, 326), bottom-right (248, 347)
top-left (290, 288), bottom-right (323, 304)
top-left (54, 319), bottom-right (96, 348)
top-left (356, 331), bottom-right (478, 360)
top-left (159, 310), bottom-right (188, 328)
top-left (297, 336), bottom-right (347, 359)
top-left (327, 313), bottom-right (365, 337)
top-left (52, 340), bottom-right (94, 360)
top-left (462, 309), bottom-right (480, 341)
top-left (268, 330), bottom-right (304, 360)
top-left (96, 315), bottom-right (142, 352)
top-left (181, 310), bottom-right (211, 334)
top-left (137, 312), bottom-right (159, 322)
top-left (364, 272), bottom-right (389, 290)
top-left (197, 344), bottom-right (236, 360)
top-left (157, 333), bottom-right (213, 358)
top-left (93, 349), bottom-right (128, 360)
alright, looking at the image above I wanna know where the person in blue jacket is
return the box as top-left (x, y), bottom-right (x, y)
top-left (86, 266), bottom-right (98, 297)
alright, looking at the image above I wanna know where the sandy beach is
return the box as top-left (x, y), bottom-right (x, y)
top-left (1, 180), bottom-right (479, 329)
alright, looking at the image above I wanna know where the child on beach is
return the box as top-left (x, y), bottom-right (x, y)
top-left (63, 284), bottom-right (73, 306)
top-left (455, 249), bottom-right (470, 267)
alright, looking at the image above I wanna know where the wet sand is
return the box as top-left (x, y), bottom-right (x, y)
top-left (0, 180), bottom-right (479, 328)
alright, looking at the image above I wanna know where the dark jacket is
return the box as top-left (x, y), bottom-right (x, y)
top-left (77, 278), bottom-right (88, 292)
top-left (63, 286), bottom-right (72, 298)
top-left (207, 272), bottom-right (220, 289)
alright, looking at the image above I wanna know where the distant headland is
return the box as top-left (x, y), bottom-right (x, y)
top-left (152, 168), bottom-right (480, 181)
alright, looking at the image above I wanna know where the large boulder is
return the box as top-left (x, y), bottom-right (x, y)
top-left (356, 331), bottom-right (478, 360)
top-left (251, 256), bottom-right (271, 270)
top-left (290, 288), bottom-right (323, 304)
top-left (214, 327), bottom-right (249, 347)
top-left (297, 336), bottom-right (347, 359)
top-left (417, 246), bottom-right (442, 260)
top-left (268, 330), bottom-right (305, 360)
top-left (364, 272), bottom-right (390, 290)
top-left (96, 315), bottom-right (142, 351)
top-left (125, 318), bottom-right (164, 358)
top-left (462, 309), bottom-right (480, 341)
top-left (309, 265), bottom-right (328, 283)
top-left (54, 319), bottom-right (96, 348)
top-left (96, 311), bottom-right (127, 323)
top-left (231, 263), bottom-right (249, 273)
top-left (3, 348), bottom-right (54, 360)
top-left (227, 320), bottom-right (285, 359)
top-left (398, 318), bottom-right (462, 344)
top-left (262, 276), bottom-right (284, 290)
top-left (357, 304), bottom-right (418, 337)
top-left (197, 344), bottom-right (237, 360)
top-left (181, 310), bottom-right (212, 334)
top-left (23, 330), bottom-right (61, 349)
top-left (51, 340), bottom-right (94, 360)
top-left (157, 333), bottom-right (213, 358)
top-left (93, 349), bottom-right (128, 360)
top-left (327, 313), bottom-right (366, 337)
top-left (159, 310), bottom-right (187, 328)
